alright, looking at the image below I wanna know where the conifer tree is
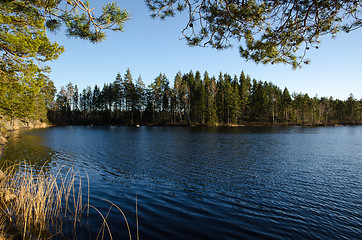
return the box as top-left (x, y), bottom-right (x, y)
top-left (230, 75), bottom-right (241, 124)
top-left (114, 73), bottom-right (124, 113)
top-left (205, 74), bottom-right (217, 125)
top-left (73, 85), bottom-right (79, 112)
top-left (193, 70), bottom-right (206, 123)
top-left (0, 0), bottom-right (129, 122)
top-left (181, 72), bottom-right (193, 123)
top-left (186, 71), bottom-right (197, 123)
top-left (215, 73), bottom-right (226, 124)
top-left (135, 75), bottom-right (146, 123)
top-left (239, 71), bottom-right (251, 123)
top-left (223, 74), bottom-right (233, 124)
top-left (150, 73), bottom-right (169, 122)
top-left (80, 86), bottom-right (93, 121)
top-left (250, 80), bottom-right (268, 122)
top-left (92, 85), bottom-right (101, 111)
top-left (281, 88), bottom-right (292, 123)
top-left (173, 71), bottom-right (184, 122)
top-left (123, 68), bottom-right (135, 116)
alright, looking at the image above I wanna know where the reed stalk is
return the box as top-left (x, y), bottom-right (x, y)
top-left (0, 161), bottom-right (138, 239)
top-left (0, 162), bottom-right (86, 239)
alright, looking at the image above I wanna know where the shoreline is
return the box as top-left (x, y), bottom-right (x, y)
top-left (0, 133), bottom-right (8, 160)
top-left (52, 122), bottom-right (359, 128)
top-left (0, 120), bottom-right (358, 157)
top-left (0, 116), bottom-right (50, 160)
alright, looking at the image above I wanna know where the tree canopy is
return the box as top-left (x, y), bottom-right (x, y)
top-left (146, 0), bottom-right (362, 68)
top-left (0, 0), bottom-right (129, 121)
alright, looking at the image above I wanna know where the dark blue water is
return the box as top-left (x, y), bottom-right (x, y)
top-left (2, 126), bottom-right (362, 239)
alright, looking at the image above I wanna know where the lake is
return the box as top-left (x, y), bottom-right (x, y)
top-left (2, 126), bottom-right (362, 239)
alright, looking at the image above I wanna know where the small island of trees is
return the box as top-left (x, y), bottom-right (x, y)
top-left (49, 69), bottom-right (362, 127)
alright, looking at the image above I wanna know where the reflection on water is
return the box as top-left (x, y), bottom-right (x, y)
top-left (2, 129), bottom-right (55, 168)
top-left (1, 126), bottom-right (362, 239)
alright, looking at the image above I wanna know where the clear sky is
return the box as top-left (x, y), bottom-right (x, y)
top-left (47, 0), bottom-right (362, 100)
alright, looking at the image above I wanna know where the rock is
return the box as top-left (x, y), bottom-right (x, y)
top-left (12, 119), bottom-right (26, 130)
top-left (27, 121), bottom-right (34, 128)
top-left (32, 120), bottom-right (48, 128)
top-left (0, 115), bottom-right (48, 131)
top-left (0, 119), bottom-right (12, 131)
top-left (0, 136), bottom-right (7, 145)
top-left (0, 117), bottom-right (23, 130)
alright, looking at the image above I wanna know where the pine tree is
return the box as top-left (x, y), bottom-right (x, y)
top-left (173, 71), bottom-right (184, 123)
top-left (150, 73), bottom-right (169, 122)
top-left (147, 1), bottom-right (361, 68)
top-left (123, 68), bottom-right (135, 122)
top-left (216, 73), bottom-right (226, 124)
top-left (73, 85), bottom-right (79, 112)
top-left (230, 75), bottom-right (241, 124)
top-left (250, 80), bottom-right (268, 123)
top-left (206, 75), bottom-right (218, 125)
top-left (239, 71), bottom-right (251, 123)
top-left (224, 74), bottom-right (233, 124)
top-left (281, 88), bottom-right (292, 123)
top-left (181, 72), bottom-right (193, 123)
top-left (345, 94), bottom-right (358, 124)
top-left (135, 75), bottom-right (146, 123)
top-left (193, 71), bottom-right (206, 124)
top-left (1, 0), bottom-right (129, 123)
top-left (80, 86), bottom-right (93, 122)
top-left (114, 73), bottom-right (124, 112)
top-left (186, 71), bottom-right (197, 123)
top-left (266, 83), bottom-right (282, 124)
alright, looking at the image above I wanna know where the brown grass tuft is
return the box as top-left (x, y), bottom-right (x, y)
top-left (0, 161), bottom-right (138, 240)
top-left (0, 161), bottom-right (87, 239)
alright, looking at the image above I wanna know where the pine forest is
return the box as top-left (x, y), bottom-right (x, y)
top-left (48, 69), bottom-right (362, 126)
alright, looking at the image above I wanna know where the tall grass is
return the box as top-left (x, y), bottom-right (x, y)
top-left (0, 161), bottom-right (139, 240)
top-left (0, 162), bottom-right (86, 239)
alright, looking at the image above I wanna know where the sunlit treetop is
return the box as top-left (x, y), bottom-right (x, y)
top-left (0, 0), bottom-right (129, 80)
top-left (51, 0), bottom-right (129, 43)
top-left (146, 0), bottom-right (362, 68)
top-left (0, 0), bottom-right (129, 119)
top-left (0, 0), bottom-right (129, 63)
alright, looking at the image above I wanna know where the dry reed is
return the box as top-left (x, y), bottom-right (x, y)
top-left (0, 161), bottom-right (86, 239)
top-left (0, 161), bottom-right (139, 240)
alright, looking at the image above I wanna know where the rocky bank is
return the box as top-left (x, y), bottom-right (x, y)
top-left (0, 115), bottom-right (49, 157)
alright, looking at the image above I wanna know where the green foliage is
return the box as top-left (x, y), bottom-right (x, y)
top-left (146, 0), bottom-right (361, 68)
top-left (0, 0), bottom-right (129, 122)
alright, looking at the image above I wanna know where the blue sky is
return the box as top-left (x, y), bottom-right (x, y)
top-left (47, 0), bottom-right (362, 100)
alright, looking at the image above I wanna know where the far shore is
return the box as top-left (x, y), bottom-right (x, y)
top-left (1, 121), bottom-right (360, 160)
top-left (48, 122), bottom-right (359, 128)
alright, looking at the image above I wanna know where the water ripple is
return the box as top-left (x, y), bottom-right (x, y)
top-left (2, 126), bottom-right (362, 239)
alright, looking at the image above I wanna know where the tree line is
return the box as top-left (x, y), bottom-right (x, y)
top-left (48, 69), bottom-right (362, 126)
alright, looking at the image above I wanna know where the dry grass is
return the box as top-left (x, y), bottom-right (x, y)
top-left (0, 161), bottom-right (139, 240)
top-left (0, 161), bottom-right (86, 239)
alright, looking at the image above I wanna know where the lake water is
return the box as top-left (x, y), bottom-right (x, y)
top-left (2, 126), bottom-right (362, 239)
